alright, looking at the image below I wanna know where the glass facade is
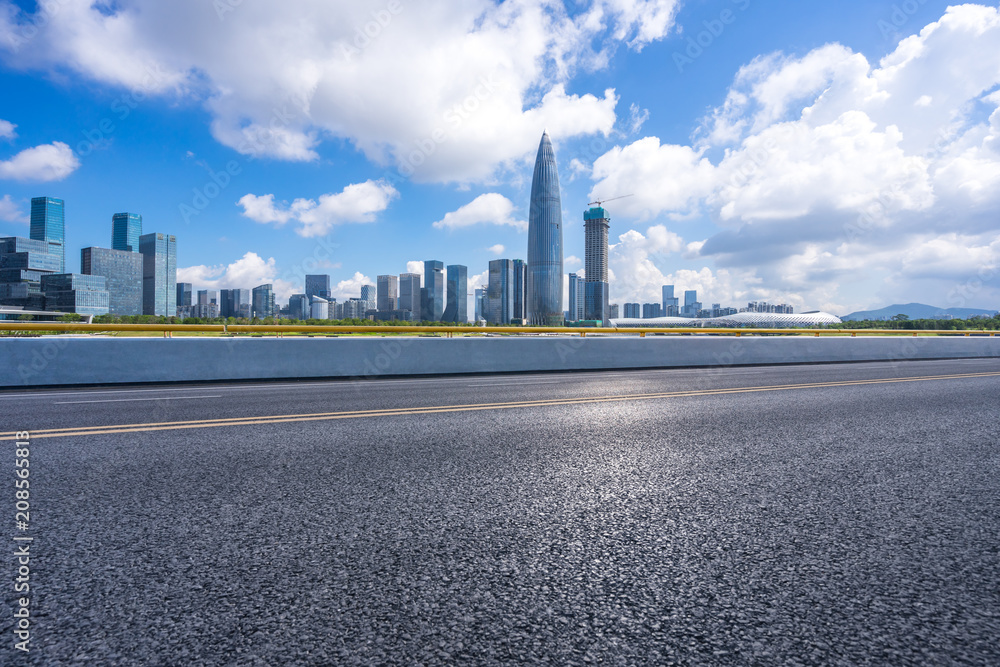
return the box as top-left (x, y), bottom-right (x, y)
top-left (305, 275), bottom-right (331, 300)
top-left (512, 259), bottom-right (526, 322)
top-left (30, 197), bottom-right (65, 273)
top-left (81, 247), bottom-right (143, 315)
top-left (0, 236), bottom-right (62, 308)
top-left (443, 265), bottom-right (467, 323)
top-left (40, 273), bottom-right (109, 317)
top-left (177, 283), bottom-right (193, 308)
top-left (252, 284), bottom-right (275, 318)
top-left (398, 273), bottom-right (421, 320)
top-left (377, 275), bottom-right (398, 312)
top-left (288, 294), bottom-right (309, 319)
top-left (139, 233), bottom-right (177, 316)
top-left (360, 284), bottom-right (376, 314)
top-left (111, 212), bottom-right (142, 252)
top-left (487, 259), bottom-right (514, 325)
top-left (422, 260), bottom-right (444, 321)
top-left (526, 132), bottom-right (563, 325)
top-left (662, 285), bottom-right (679, 317)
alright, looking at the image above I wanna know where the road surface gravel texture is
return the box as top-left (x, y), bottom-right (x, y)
top-left (2, 358), bottom-right (999, 665)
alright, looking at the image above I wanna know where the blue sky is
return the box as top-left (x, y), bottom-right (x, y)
top-left (1, 0), bottom-right (998, 316)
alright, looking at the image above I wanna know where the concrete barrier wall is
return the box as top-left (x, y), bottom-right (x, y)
top-left (2, 335), bottom-right (999, 387)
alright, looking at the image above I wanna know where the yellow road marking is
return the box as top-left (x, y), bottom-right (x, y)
top-left (4, 371), bottom-right (1000, 440)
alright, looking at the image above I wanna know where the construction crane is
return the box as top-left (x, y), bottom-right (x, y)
top-left (588, 194), bottom-right (633, 207)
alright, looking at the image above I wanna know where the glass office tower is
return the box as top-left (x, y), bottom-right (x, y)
top-left (526, 131), bottom-right (563, 325)
top-left (487, 259), bottom-right (514, 325)
top-left (0, 236), bottom-right (62, 308)
top-left (30, 197), bottom-right (65, 273)
top-left (584, 205), bottom-right (610, 324)
top-left (422, 260), bottom-right (444, 321)
top-left (398, 273), bottom-right (421, 321)
top-left (111, 212), bottom-right (142, 252)
top-left (377, 275), bottom-right (398, 312)
top-left (40, 273), bottom-right (109, 317)
top-left (443, 265), bottom-right (467, 323)
top-left (305, 275), bottom-right (331, 300)
top-left (139, 232), bottom-right (177, 316)
top-left (81, 247), bottom-right (143, 315)
top-left (252, 284), bottom-right (276, 318)
top-left (512, 259), bottom-right (526, 322)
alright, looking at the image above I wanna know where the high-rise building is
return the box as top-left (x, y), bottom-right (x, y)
top-left (0, 236), bottom-right (62, 309)
top-left (623, 302), bottom-right (641, 318)
top-left (422, 260), bottom-right (444, 321)
top-left (176, 282), bottom-right (193, 308)
top-left (526, 131), bottom-right (563, 325)
top-left (399, 273), bottom-right (420, 320)
top-left (81, 247), bottom-right (143, 316)
top-left (360, 284), bottom-right (376, 315)
top-left (487, 259), bottom-right (514, 325)
top-left (41, 273), bottom-right (109, 317)
top-left (342, 297), bottom-right (367, 319)
top-left (111, 212), bottom-right (142, 253)
top-left (197, 289), bottom-right (218, 306)
top-left (252, 284), bottom-right (275, 319)
top-left (682, 290), bottom-right (700, 318)
top-left (288, 294), bottom-right (309, 320)
top-left (512, 259), bottom-right (526, 322)
top-left (30, 197), bottom-right (65, 273)
top-left (642, 303), bottom-right (662, 318)
top-left (139, 232), bottom-right (176, 316)
top-left (305, 275), bottom-right (331, 300)
top-left (609, 304), bottom-right (619, 319)
top-left (377, 275), bottom-right (398, 312)
top-left (662, 285), bottom-right (679, 317)
top-left (567, 273), bottom-right (584, 322)
top-left (583, 205), bottom-right (611, 324)
top-left (474, 288), bottom-right (485, 322)
top-left (219, 288), bottom-right (250, 318)
top-left (443, 265), bottom-right (467, 323)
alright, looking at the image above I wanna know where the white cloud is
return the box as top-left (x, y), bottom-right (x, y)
top-left (589, 4), bottom-right (1000, 311)
top-left (487, 244), bottom-right (505, 256)
top-left (432, 193), bottom-right (527, 231)
top-left (0, 193), bottom-right (26, 223)
top-left (177, 251), bottom-right (296, 300)
top-left (405, 260), bottom-right (424, 281)
top-left (590, 137), bottom-right (715, 220)
top-left (238, 180), bottom-right (398, 237)
top-left (0, 0), bottom-right (680, 184)
top-left (0, 142), bottom-right (79, 181)
top-left (331, 271), bottom-right (374, 301)
top-left (0, 119), bottom-right (15, 140)
top-left (468, 269), bottom-right (489, 291)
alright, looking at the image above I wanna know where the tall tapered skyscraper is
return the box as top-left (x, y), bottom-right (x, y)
top-left (526, 131), bottom-right (563, 326)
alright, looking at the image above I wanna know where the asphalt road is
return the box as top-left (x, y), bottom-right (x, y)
top-left (2, 358), bottom-right (1000, 665)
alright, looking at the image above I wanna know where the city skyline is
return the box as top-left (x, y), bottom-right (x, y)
top-left (0, 1), bottom-right (998, 315)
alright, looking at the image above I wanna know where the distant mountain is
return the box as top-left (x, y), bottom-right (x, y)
top-left (841, 302), bottom-right (998, 321)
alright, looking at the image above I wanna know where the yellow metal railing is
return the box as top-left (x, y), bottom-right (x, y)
top-left (0, 322), bottom-right (996, 337)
